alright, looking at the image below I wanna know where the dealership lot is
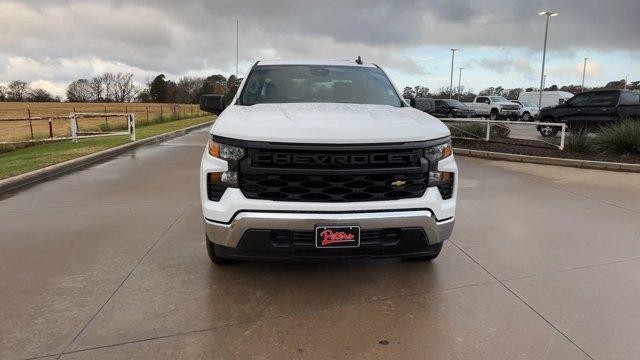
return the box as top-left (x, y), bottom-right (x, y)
top-left (1, 129), bottom-right (640, 359)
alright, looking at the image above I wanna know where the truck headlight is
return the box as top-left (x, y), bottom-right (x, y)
top-left (208, 140), bottom-right (245, 161)
top-left (207, 140), bottom-right (245, 188)
top-left (424, 141), bottom-right (454, 199)
top-left (424, 141), bottom-right (452, 162)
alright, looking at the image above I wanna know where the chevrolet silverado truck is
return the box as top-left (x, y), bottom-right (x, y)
top-left (466, 95), bottom-right (521, 120)
top-left (537, 90), bottom-right (640, 136)
top-left (199, 60), bottom-right (457, 264)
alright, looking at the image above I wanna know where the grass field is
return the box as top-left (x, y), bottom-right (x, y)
top-left (0, 102), bottom-right (204, 142)
top-left (0, 115), bottom-right (215, 180)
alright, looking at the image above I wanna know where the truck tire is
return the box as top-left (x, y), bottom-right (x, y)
top-left (521, 112), bottom-right (531, 121)
top-left (206, 235), bottom-right (239, 265)
top-left (402, 242), bottom-right (443, 261)
top-left (538, 125), bottom-right (558, 137)
top-left (489, 109), bottom-right (499, 120)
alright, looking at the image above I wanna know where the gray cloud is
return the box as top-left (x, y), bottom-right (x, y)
top-left (0, 0), bottom-right (638, 95)
top-left (470, 57), bottom-right (536, 77)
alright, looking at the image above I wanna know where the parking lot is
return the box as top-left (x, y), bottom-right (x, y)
top-left (1, 128), bottom-right (640, 359)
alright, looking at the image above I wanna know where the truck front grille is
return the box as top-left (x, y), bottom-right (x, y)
top-left (240, 172), bottom-right (427, 202)
top-left (238, 144), bottom-right (430, 202)
top-left (502, 105), bottom-right (520, 110)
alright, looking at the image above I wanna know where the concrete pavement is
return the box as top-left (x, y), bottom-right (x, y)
top-left (1, 128), bottom-right (639, 359)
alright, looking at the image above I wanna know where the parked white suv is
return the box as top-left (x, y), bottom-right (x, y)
top-left (199, 60), bottom-right (457, 263)
top-left (510, 100), bottom-right (539, 121)
top-left (466, 95), bottom-right (521, 120)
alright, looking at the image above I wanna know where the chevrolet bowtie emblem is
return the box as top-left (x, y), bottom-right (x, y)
top-left (390, 179), bottom-right (406, 187)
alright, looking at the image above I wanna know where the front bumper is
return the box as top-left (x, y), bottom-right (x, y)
top-left (205, 209), bottom-right (454, 259)
top-left (499, 109), bottom-right (520, 117)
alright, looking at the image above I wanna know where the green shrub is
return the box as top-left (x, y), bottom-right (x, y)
top-left (564, 130), bottom-right (594, 153)
top-left (447, 122), bottom-right (486, 139)
top-left (595, 119), bottom-right (640, 155)
top-left (490, 124), bottom-right (511, 138)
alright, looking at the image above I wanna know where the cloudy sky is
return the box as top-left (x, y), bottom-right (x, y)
top-left (1, 0), bottom-right (638, 98)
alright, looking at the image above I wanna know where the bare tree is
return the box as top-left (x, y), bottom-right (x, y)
top-left (28, 88), bottom-right (59, 102)
top-left (102, 72), bottom-right (116, 102)
top-left (176, 77), bottom-right (205, 103)
top-left (7, 80), bottom-right (30, 101)
top-left (113, 72), bottom-right (138, 102)
top-left (89, 76), bottom-right (104, 101)
top-left (66, 79), bottom-right (93, 102)
top-left (0, 85), bottom-right (7, 101)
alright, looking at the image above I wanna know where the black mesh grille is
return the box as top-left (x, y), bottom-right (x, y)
top-left (238, 143), bottom-right (430, 202)
top-left (240, 172), bottom-right (427, 202)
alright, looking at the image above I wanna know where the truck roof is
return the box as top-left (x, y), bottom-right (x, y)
top-left (256, 59), bottom-right (378, 68)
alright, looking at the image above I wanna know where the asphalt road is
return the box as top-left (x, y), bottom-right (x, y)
top-left (1, 129), bottom-right (640, 359)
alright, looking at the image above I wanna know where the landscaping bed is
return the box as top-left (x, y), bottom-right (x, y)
top-left (453, 139), bottom-right (640, 164)
top-left (449, 119), bottom-right (640, 165)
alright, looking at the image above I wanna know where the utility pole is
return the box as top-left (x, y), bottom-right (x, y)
top-left (624, 75), bottom-right (628, 90)
top-left (581, 57), bottom-right (589, 93)
top-left (537, 11), bottom-right (558, 109)
top-left (457, 67), bottom-right (464, 101)
top-left (449, 49), bottom-right (458, 99)
top-left (236, 20), bottom-right (239, 78)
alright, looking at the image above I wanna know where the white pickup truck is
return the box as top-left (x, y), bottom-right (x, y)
top-left (198, 59), bottom-right (457, 264)
top-left (465, 96), bottom-right (521, 120)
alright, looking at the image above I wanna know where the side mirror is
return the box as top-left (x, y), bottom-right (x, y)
top-left (200, 94), bottom-right (226, 115)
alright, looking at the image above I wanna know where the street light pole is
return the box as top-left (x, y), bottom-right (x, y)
top-left (449, 48), bottom-right (458, 99)
top-left (581, 57), bottom-right (589, 93)
top-left (537, 11), bottom-right (558, 109)
top-left (457, 67), bottom-right (464, 101)
top-left (236, 20), bottom-right (240, 79)
top-left (624, 75), bottom-right (628, 90)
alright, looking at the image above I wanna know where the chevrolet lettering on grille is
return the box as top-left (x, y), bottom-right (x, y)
top-left (252, 152), bottom-right (420, 168)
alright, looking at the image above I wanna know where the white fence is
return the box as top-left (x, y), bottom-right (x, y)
top-left (441, 118), bottom-right (567, 150)
top-left (0, 112), bottom-right (136, 145)
top-left (70, 112), bottom-right (136, 142)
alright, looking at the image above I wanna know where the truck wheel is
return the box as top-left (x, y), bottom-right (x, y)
top-left (522, 112), bottom-right (531, 121)
top-left (539, 125), bottom-right (558, 137)
top-left (402, 242), bottom-right (443, 261)
top-left (206, 235), bottom-right (239, 265)
top-left (489, 109), bottom-right (499, 120)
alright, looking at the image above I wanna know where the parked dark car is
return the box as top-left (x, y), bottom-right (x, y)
top-left (537, 90), bottom-right (640, 136)
top-left (432, 99), bottom-right (476, 118)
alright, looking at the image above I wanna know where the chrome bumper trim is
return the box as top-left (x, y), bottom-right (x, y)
top-left (205, 210), bottom-right (454, 248)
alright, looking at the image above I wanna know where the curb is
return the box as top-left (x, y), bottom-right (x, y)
top-left (454, 147), bottom-right (640, 172)
top-left (0, 121), bottom-right (214, 194)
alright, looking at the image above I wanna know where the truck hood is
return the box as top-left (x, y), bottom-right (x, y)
top-left (211, 103), bottom-right (450, 144)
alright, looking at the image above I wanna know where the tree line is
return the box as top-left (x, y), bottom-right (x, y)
top-left (136, 74), bottom-right (242, 104)
top-left (403, 79), bottom-right (640, 102)
top-left (0, 73), bottom-right (243, 104)
top-left (0, 81), bottom-right (60, 102)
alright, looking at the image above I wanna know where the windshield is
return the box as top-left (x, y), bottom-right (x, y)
top-left (444, 99), bottom-right (467, 108)
top-left (240, 65), bottom-right (402, 107)
top-left (490, 96), bottom-right (509, 102)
